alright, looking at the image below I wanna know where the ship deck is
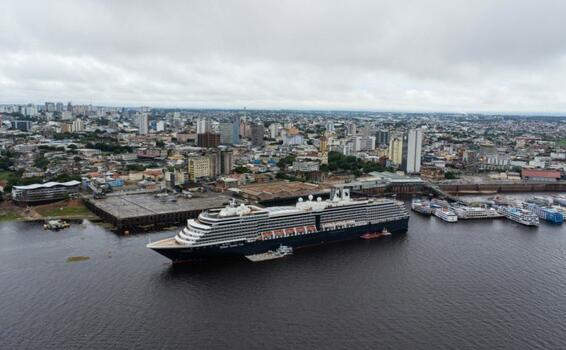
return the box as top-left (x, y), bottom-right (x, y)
top-left (147, 237), bottom-right (178, 249)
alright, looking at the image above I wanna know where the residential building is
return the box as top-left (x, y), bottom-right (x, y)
top-left (138, 114), bottom-right (149, 135)
top-left (354, 136), bottom-right (376, 152)
top-left (251, 123), bottom-right (265, 147)
top-left (376, 130), bottom-right (390, 146)
top-left (197, 132), bottom-right (220, 148)
top-left (388, 135), bottom-right (403, 165)
top-left (188, 156), bottom-right (211, 181)
top-left (402, 129), bottom-right (423, 174)
top-left (13, 120), bottom-right (32, 131)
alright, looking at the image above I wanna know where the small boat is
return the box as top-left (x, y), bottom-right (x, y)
top-left (245, 245), bottom-right (293, 262)
top-left (43, 219), bottom-right (70, 231)
top-left (360, 228), bottom-right (391, 240)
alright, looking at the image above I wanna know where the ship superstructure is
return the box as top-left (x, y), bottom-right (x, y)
top-left (453, 206), bottom-right (503, 220)
top-left (148, 187), bottom-right (409, 262)
top-left (411, 199), bottom-right (433, 215)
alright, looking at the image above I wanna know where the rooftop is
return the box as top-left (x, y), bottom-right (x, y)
top-left (13, 180), bottom-right (81, 190)
top-left (230, 181), bottom-right (330, 201)
top-left (89, 192), bottom-right (232, 219)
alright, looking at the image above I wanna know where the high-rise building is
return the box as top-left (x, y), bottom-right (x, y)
top-left (402, 129), bottom-right (423, 174)
top-left (232, 115), bottom-right (240, 144)
top-left (251, 123), bottom-right (265, 147)
top-left (208, 151), bottom-right (221, 177)
top-left (269, 123), bottom-right (281, 139)
top-left (220, 150), bottom-right (233, 175)
top-left (326, 122), bottom-right (335, 133)
top-left (388, 135), bottom-right (403, 165)
top-left (376, 130), bottom-right (390, 146)
top-left (220, 122), bottom-right (234, 144)
top-left (138, 114), bottom-right (149, 135)
top-left (347, 123), bottom-right (357, 136)
top-left (156, 120), bottom-right (165, 132)
top-left (319, 136), bottom-right (328, 153)
top-left (23, 104), bottom-right (37, 117)
top-left (45, 102), bottom-right (55, 113)
top-left (196, 118), bottom-right (211, 134)
top-left (188, 156), bottom-right (211, 181)
top-left (72, 118), bottom-right (84, 132)
top-left (197, 132), bottom-right (220, 148)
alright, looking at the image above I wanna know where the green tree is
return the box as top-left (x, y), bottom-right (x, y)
top-left (234, 166), bottom-right (251, 174)
top-left (445, 171), bottom-right (459, 179)
top-left (34, 156), bottom-right (49, 170)
top-left (277, 155), bottom-right (296, 169)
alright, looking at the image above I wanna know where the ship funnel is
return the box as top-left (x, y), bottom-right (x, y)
top-left (342, 188), bottom-right (350, 201)
top-left (331, 188), bottom-right (340, 202)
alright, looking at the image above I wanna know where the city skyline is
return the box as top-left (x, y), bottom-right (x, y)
top-left (3, 0), bottom-right (566, 113)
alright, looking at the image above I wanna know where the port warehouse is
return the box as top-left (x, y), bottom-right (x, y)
top-left (229, 181), bottom-right (332, 205)
top-left (438, 181), bottom-right (566, 194)
top-left (84, 192), bottom-right (232, 232)
top-left (11, 180), bottom-right (81, 204)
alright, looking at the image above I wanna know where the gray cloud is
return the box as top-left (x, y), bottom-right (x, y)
top-left (2, 0), bottom-right (566, 112)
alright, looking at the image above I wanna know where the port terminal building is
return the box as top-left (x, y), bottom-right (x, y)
top-left (11, 180), bottom-right (81, 204)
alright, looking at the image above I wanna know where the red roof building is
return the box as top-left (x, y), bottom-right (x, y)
top-left (521, 168), bottom-right (561, 182)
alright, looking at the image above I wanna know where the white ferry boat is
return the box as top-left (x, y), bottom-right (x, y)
top-left (433, 208), bottom-right (458, 223)
top-left (497, 206), bottom-right (539, 227)
top-left (453, 206), bottom-right (503, 220)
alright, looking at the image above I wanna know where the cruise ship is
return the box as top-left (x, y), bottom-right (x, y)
top-left (433, 207), bottom-right (458, 223)
top-left (523, 202), bottom-right (564, 224)
top-left (453, 206), bottom-right (503, 220)
top-left (497, 206), bottom-right (539, 227)
top-left (147, 188), bottom-right (410, 262)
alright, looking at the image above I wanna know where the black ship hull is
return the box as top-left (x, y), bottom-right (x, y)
top-left (150, 217), bottom-right (409, 263)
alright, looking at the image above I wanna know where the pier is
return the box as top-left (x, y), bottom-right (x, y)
top-left (84, 192), bottom-right (232, 233)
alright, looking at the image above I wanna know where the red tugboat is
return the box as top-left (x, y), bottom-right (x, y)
top-left (360, 228), bottom-right (391, 240)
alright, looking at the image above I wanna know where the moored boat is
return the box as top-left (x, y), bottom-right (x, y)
top-left (411, 199), bottom-right (433, 215)
top-left (360, 228), bottom-right (391, 240)
top-left (453, 206), bottom-right (503, 220)
top-left (523, 202), bottom-right (564, 224)
top-left (497, 206), bottom-right (539, 227)
top-left (246, 245), bottom-right (293, 262)
top-left (433, 208), bottom-right (458, 223)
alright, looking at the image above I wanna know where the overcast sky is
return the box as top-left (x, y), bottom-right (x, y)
top-left (2, 0), bottom-right (566, 113)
